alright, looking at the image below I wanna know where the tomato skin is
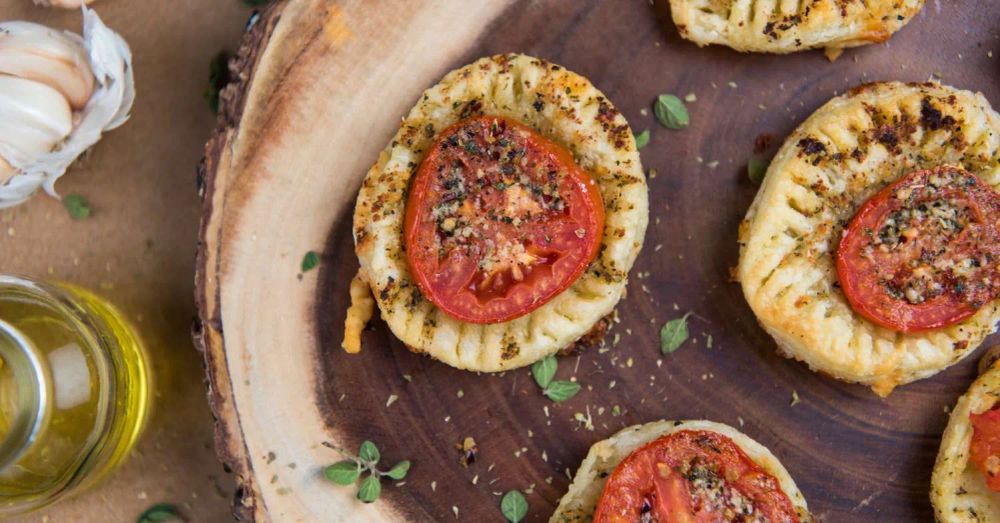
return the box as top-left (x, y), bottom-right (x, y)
top-left (593, 430), bottom-right (800, 523)
top-left (403, 116), bottom-right (604, 324)
top-left (970, 406), bottom-right (1000, 492)
top-left (836, 166), bottom-right (1000, 332)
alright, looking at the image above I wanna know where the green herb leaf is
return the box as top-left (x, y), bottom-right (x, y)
top-left (300, 250), bottom-right (320, 273)
top-left (634, 129), bottom-right (650, 150)
top-left (531, 355), bottom-right (557, 389)
top-left (63, 194), bottom-right (91, 220)
top-left (384, 460), bottom-right (411, 480)
top-left (204, 51), bottom-right (230, 113)
top-left (137, 503), bottom-right (183, 523)
top-left (358, 440), bottom-right (380, 465)
top-left (654, 94), bottom-right (689, 130)
top-left (748, 158), bottom-right (769, 184)
top-left (500, 490), bottom-right (529, 523)
top-left (324, 460), bottom-right (361, 485)
top-left (660, 313), bottom-right (692, 354)
top-left (242, 0), bottom-right (270, 6)
top-left (357, 474), bottom-right (381, 503)
top-left (543, 381), bottom-right (581, 403)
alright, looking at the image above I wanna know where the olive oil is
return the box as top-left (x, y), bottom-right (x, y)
top-left (0, 276), bottom-right (151, 515)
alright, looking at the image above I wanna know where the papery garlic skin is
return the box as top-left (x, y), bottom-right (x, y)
top-left (0, 8), bottom-right (134, 209)
top-left (0, 22), bottom-right (95, 109)
top-left (33, 0), bottom-right (97, 9)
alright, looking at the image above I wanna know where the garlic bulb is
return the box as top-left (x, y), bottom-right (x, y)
top-left (33, 0), bottom-right (97, 8)
top-left (0, 8), bottom-right (134, 209)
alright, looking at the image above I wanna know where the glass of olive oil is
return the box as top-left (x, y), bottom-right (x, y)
top-left (0, 275), bottom-right (151, 515)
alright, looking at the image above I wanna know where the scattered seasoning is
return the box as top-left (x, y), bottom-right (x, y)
top-left (500, 490), bottom-right (529, 523)
top-left (660, 313), bottom-right (692, 354)
top-left (747, 158), bottom-right (769, 184)
top-left (684, 93), bottom-right (697, 103)
top-left (300, 250), bottom-right (320, 273)
top-left (137, 503), bottom-right (184, 523)
top-left (204, 51), bottom-right (230, 113)
top-left (385, 394), bottom-right (398, 407)
top-left (653, 94), bottom-right (690, 130)
top-left (530, 355), bottom-right (581, 403)
top-left (633, 129), bottom-right (650, 150)
top-left (790, 390), bottom-right (801, 407)
top-left (63, 194), bottom-right (91, 220)
top-left (456, 436), bottom-right (478, 467)
top-left (322, 440), bottom-right (410, 503)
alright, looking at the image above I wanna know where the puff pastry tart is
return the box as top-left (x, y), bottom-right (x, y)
top-left (351, 54), bottom-right (648, 372)
top-left (932, 357), bottom-right (1000, 522)
top-left (738, 82), bottom-right (1000, 396)
top-left (669, 0), bottom-right (923, 59)
top-left (551, 420), bottom-right (813, 522)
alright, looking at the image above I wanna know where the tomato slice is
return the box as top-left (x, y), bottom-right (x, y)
top-left (403, 115), bottom-right (604, 324)
top-left (836, 166), bottom-right (1000, 332)
top-left (971, 405), bottom-right (1000, 492)
top-left (593, 430), bottom-right (801, 523)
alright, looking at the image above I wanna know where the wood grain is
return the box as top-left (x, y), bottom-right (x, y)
top-left (197, 0), bottom-right (1000, 521)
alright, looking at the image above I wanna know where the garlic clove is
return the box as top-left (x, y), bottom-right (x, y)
top-left (0, 75), bottom-right (73, 159)
top-left (0, 22), bottom-right (95, 109)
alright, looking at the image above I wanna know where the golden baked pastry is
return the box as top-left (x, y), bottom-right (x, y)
top-left (669, 0), bottom-right (923, 59)
top-left (551, 419), bottom-right (812, 522)
top-left (931, 361), bottom-right (1000, 522)
top-left (352, 54), bottom-right (648, 372)
top-left (738, 81), bottom-right (1000, 396)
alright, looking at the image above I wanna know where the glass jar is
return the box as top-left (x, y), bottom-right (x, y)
top-left (0, 275), bottom-right (151, 516)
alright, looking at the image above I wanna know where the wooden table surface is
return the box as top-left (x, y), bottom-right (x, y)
top-left (0, 1), bottom-right (253, 521)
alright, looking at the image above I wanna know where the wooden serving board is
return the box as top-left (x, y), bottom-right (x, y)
top-left (195, 1), bottom-right (1000, 521)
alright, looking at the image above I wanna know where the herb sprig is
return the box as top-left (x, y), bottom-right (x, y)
top-left (531, 355), bottom-right (580, 402)
top-left (323, 440), bottom-right (410, 503)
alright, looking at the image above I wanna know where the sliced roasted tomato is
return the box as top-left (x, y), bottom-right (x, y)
top-left (593, 430), bottom-right (800, 523)
top-left (836, 165), bottom-right (1000, 332)
top-left (971, 405), bottom-right (1000, 492)
top-left (403, 115), bottom-right (604, 324)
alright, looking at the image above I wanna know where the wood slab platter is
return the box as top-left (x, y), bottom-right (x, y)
top-left (195, 1), bottom-right (1000, 521)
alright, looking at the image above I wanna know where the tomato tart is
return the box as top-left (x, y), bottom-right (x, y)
top-left (932, 359), bottom-right (1000, 522)
top-left (351, 54), bottom-right (648, 371)
top-left (551, 420), bottom-right (812, 522)
top-left (738, 82), bottom-right (1000, 396)
top-left (669, 0), bottom-right (923, 59)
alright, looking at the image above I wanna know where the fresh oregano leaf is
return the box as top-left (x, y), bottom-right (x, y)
top-left (654, 94), bottom-right (690, 130)
top-left (358, 440), bottom-right (380, 465)
top-left (544, 380), bottom-right (581, 403)
top-left (660, 313), bottom-right (692, 354)
top-left (531, 355), bottom-right (557, 389)
top-left (63, 194), bottom-right (91, 220)
top-left (634, 129), bottom-right (650, 150)
top-left (500, 490), bottom-right (529, 523)
top-left (324, 460), bottom-right (360, 485)
top-left (748, 158), bottom-right (769, 184)
top-left (357, 474), bottom-right (381, 503)
top-left (137, 503), bottom-right (183, 523)
top-left (384, 460), bottom-right (411, 480)
top-left (300, 250), bottom-right (320, 273)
